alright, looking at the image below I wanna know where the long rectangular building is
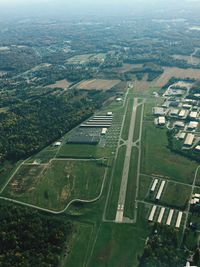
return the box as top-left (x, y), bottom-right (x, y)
top-left (148, 205), bottom-right (157, 222)
top-left (156, 181), bottom-right (166, 200)
top-left (157, 207), bottom-right (165, 223)
top-left (151, 179), bottom-right (159, 192)
top-left (166, 209), bottom-right (174, 226)
top-left (175, 211), bottom-right (183, 228)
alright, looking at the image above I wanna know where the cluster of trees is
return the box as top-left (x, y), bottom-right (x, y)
top-left (124, 63), bottom-right (164, 82)
top-left (0, 203), bottom-right (73, 266)
top-left (0, 88), bottom-right (112, 163)
top-left (138, 224), bottom-right (187, 267)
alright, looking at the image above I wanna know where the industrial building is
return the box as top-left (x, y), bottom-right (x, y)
top-left (184, 133), bottom-right (195, 146)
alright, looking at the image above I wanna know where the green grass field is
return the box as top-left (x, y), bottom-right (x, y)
top-left (121, 98), bottom-right (134, 140)
top-left (138, 175), bottom-right (153, 200)
top-left (105, 145), bottom-right (126, 220)
top-left (161, 182), bottom-right (192, 210)
top-left (141, 123), bottom-right (197, 184)
top-left (3, 159), bottom-right (107, 211)
top-left (124, 147), bottom-right (139, 219)
top-left (57, 144), bottom-right (111, 159)
top-left (133, 104), bottom-right (142, 143)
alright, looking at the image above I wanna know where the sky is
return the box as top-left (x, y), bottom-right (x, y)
top-left (0, 0), bottom-right (200, 19)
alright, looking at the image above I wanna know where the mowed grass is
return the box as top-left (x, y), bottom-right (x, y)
top-left (106, 145), bottom-right (126, 220)
top-left (88, 203), bottom-right (150, 267)
top-left (124, 147), bottom-right (139, 219)
top-left (87, 223), bottom-right (145, 267)
top-left (58, 144), bottom-right (111, 159)
top-left (141, 123), bottom-right (197, 184)
top-left (121, 98), bottom-right (134, 140)
top-left (138, 175), bottom-right (153, 200)
top-left (161, 182), bottom-right (191, 210)
top-left (133, 104), bottom-right (142, 143)
top-left (64, 223), bottom-right (93, 267)
top-left (3, 159), bottom-right (106, 211)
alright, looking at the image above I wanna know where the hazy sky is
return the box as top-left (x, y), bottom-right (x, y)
top-left (0, 0), bottom-right (200, 19)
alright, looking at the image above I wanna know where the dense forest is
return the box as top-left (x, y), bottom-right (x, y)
top-left (138, 224), bottom-right (188, 267)
top-left (0, 202), bottom-right (73, 266)
top-left (0, 88), bottom-right (113, 163)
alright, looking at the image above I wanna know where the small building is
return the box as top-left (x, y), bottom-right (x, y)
top-left (174, 121), bottom-right (185, 128)
top-left (158, 116), bottom-right (166, 126)
top-left (170, 109), bottom-right (179, 116)
top-left (154, 107), bottom-right (165, 116)
top-left (107, 112), bottom-right (113, 116)
top-left (178, 132), bottom-right (186, 140)
top-left (116, 97), bottom-right (122, 102)
top-left (195, 145), bottom-right (200, 152)
top-left (101, 128), bottom-right (108, 135)
top-left (183, 104), bottom-right (192, 109)
top-left (54, 141), bottom-right (62, 147)
top-left (179, 110), bottom-right (187, 118)
top-left (189, 111), bottom-right (198, 119)
top-left (188, 121), bottom-right (198, 130)
top-left (184, 133), bottom-right (195, 146)
top-left (184, 262), bottom-right (197, 267)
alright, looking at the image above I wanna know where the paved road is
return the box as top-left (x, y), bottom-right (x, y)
top-left (115, 98), bottom-right (138, 222)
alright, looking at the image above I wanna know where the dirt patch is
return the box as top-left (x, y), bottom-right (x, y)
top-left (77, 79), bottom-right (120, 90)
top-left (47, 79), bottom-right (71, 89)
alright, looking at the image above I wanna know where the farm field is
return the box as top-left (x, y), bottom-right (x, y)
top-left (3, 159), bottom-right (107, 211)
top-left (172, 54), bottom-right (200, 65)
top-left (155, 67), bottom-right (200, 87)
top-left (76, 79), bottom-right (120, 90)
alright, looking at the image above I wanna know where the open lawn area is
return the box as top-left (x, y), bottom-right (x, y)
top-left (141, 123), bottom-right (197, 184)
top-left (3, 159), bottom-right (107, 211)
top-left (161, 182), bottom-right (191, 210)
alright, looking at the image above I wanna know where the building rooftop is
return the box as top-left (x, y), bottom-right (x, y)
top-left (184, 133), bottom-right (195, 146)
